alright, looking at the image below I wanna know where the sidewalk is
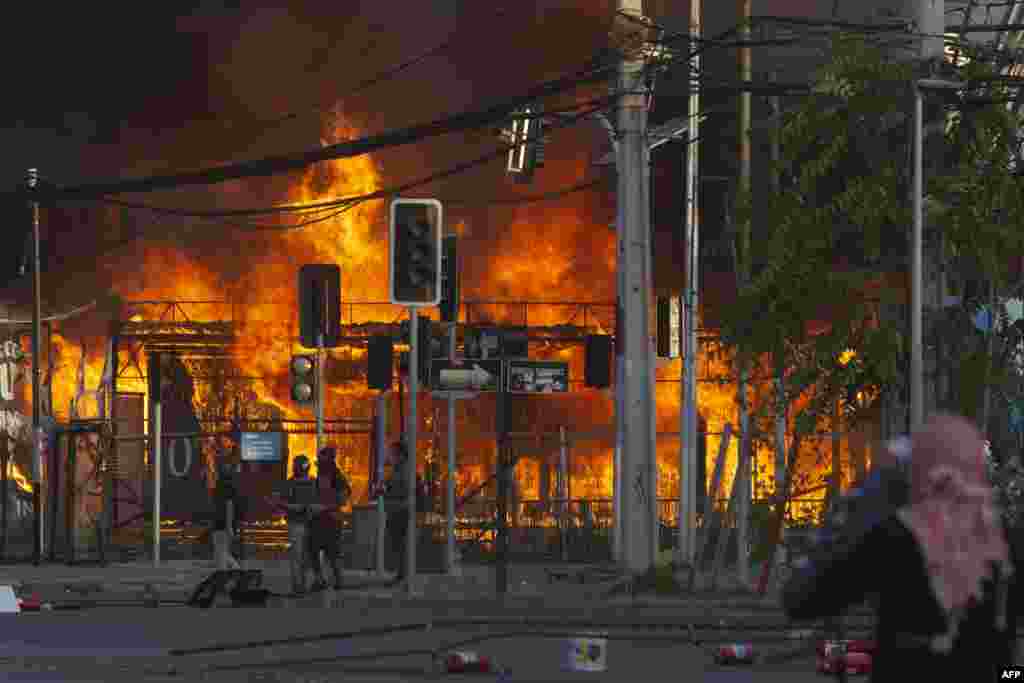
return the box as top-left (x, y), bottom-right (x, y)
top-left (0, 557), bottom-right (800, 612)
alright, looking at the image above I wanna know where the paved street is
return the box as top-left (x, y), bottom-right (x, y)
top-left (0, 559), bottom-right (849, 682)
top-left (0, 607), bottom-right (825, 682)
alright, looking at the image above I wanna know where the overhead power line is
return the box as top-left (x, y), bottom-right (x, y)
top-left (87, 95), bottom-right (615, 252)
top-left (36, 53), bottom-right (620, 202)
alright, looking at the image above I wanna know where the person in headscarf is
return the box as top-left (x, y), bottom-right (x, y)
top-left (783, 413), bottom-right (1022, 681)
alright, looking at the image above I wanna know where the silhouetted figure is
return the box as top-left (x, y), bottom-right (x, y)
top-left (783, 414), bottom-right (1023, 682)
top-left (309, 447), bottom-right (350, 590)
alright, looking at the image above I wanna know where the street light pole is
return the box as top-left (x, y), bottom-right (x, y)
top-left (679, 0), bottom-right (701, 571)
top-left (27, 168), bottom-right (43, 565)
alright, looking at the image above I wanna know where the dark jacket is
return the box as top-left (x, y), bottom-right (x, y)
top-left (783, 512), bottom-right (1022, 682)
top-left (273, 476), bottom-right (318, 523)
top-left (384, 464), bottom-right (428, 514)
top-left (313, 467), bottom-right (350, 528)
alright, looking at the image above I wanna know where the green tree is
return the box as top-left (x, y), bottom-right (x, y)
top-left (721, 32), bottom-right (1024, 516)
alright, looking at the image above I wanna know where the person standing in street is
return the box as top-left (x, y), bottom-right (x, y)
top-left (309, 446), bottom-right (350, 590)
top-left (270, 455), bottom-right (318, 595)
top-left (782, 413), bottom-right (1023, 681)
top-left (212, 460), bottom-right (242, 571)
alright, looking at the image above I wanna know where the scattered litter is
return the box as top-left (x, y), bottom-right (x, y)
top-left (714, 643), bottom-right (756, 665)
top-left (565, 632), bottom-right (608, 672)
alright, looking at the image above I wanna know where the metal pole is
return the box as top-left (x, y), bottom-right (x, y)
top-left (316, 333), bottom-right (324, 456)
top-left (496, 336), bottom-right (509, 595)
top-left (560, 426), bottom-right (569, 562)
top-left (911, 85), bottom-right (924, 433)
top-left (375, 393), bottom-right (387, 576)
top-left (405, 307), bottom-right (418, 594)
top-left (153, 401), bottom-right (162, 566)
top-left (680, 0), bottom-right (702, 569)
top-left (28, 168), bottom-right (43, 564)
top-left (770, 74), bottom-right (787, 567)
top-left (735, 0), bottom-right (753, 589)
top-left (446, 324), bottom-right (457, 574)
top-left (616, 0), bottom-right (656, 576)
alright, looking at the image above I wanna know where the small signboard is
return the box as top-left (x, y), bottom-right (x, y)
top-left (240, 432), bottom-right (284, 462)
top-left (431, 359), bottom-right (502, 392)
top-left (507, 360), bottom-right (569, 394)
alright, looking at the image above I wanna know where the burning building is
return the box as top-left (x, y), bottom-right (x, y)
top-left (0, 3), bottom-right (883, 553)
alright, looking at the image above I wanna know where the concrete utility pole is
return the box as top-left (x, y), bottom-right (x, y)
top-left (615, 0), bottom-right (657, 575)
top-left (736, 0), bottom-right (753, 588)
top-left (679, 0), bottom-right (702, 570)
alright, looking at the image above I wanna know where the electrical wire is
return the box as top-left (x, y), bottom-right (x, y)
top-left (33, 51), bottom-right (620, 201)
top-left (81, 97), bottom-right (614, 254)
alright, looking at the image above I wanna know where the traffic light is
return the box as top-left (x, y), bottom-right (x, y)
top-left (656, 295), bottom-right (681, 359)
top-left (290, 354), bottom-right (317, 404)
top-left (389, 199), bottom-right (443, 306)
top-left (396, 318), bottom-right (437, 386)
top-left (584, 335), bottom-right (612, 388)
top-left (417, 316), bottom-right (436, 386)
top-left (440, 235), bottom-right (459, 323)
top-left (298, 264), bottom-right (341, 348)
top-left (367, 335), bottom-right (393, 391)
top-left (505, 106), bottom-right (546, 182)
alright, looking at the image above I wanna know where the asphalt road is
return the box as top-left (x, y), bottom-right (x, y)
top-left (0, 604), bottom-right (831, 682)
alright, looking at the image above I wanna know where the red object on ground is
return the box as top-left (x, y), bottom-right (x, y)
top-left (444, 651), bottom-right (492, 673)
top-left (18, 594), bottom-right (42, 611)
top-left (818, 651), bottom-right (873, 676)
top-left (816, 639), bottom-right (877, 657)
top-left (715, 643), bottom-right (756, 665)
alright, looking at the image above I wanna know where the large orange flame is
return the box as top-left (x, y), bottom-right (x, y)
top-left (34, 107), bottom-right (859, 526)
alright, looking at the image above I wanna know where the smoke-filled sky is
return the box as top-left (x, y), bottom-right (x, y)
top-left (0, 0), bottom-right (921, 301)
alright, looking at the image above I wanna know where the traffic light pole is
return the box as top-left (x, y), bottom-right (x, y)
top-left (316, 332), bottom-right (324, 457)
top-left (405, 307), bottom-right (419, 595)
top-left (375, 392), bottom-right (387, 576)
top-left (28, 169), bottom-right (43, 565)
top-left (446, 323), bottom-right (457, 574)
top-left (496, 338), bottom-right (509, 596)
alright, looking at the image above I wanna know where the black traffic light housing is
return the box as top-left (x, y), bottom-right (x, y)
top-left (505, 106), bottom-right (546, 183)
top-left (298, 264), bottom-right (341, 348)
top-left (290, 354), bottom-right (317, 404)
top-left (367, 335), bottom-right (393, 391)
top-left (396, 317), bottom-right (437, 386)
top-left (584, 334), bottom-right (612, 388)
top-left (656, 295), bottom-right (681, 359)
top-left (389, 199), bottom-right (442, 306)
top-left (440, 235), bottom-right (459, 323)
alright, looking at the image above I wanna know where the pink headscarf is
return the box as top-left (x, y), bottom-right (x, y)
top-left (897, 413), bottom-right (1011, 617)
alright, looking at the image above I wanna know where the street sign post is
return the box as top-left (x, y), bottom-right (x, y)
top-left (506, 360), bottom-right (569, 394)
top-left (431, 359), bottom-right (501, 392)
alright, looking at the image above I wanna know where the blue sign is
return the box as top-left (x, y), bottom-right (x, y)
top-left (240, 432), bottom-right (284, 462)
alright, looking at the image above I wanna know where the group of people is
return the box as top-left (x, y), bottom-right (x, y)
top-left (271, 447), bottom-right (351, 594)
top-left (212, 439), bottom-right (425, 595)
top-left (783, 413), bottom-right (1022, 680)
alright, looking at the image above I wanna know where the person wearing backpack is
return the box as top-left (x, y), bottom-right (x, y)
top-left (270, 455), bottom-right (320, 595)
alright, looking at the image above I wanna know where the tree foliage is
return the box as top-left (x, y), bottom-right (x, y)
top-left (719, 33), bottom-right (1024, 457)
